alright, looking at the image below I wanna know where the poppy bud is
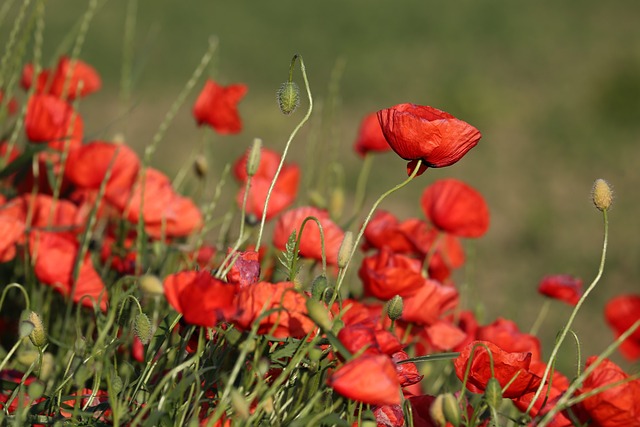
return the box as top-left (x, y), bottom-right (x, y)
top-left (27, 311), bottom-right (47, 348)
top-left (311, 274), bottom-right (329, 301)
top-left (246, 138), bottom-right (262, 177)
top-left (306, 298), bottom-right (332, 331)
top-left (193, 154), bottom-right (208, 178)
top-left (39, 353), bottom-right (54, 381)
top-left (337, 231), bottom-right (354, 269)
top-left (111, 373), bottom-right (124, 395)
top-left (139, 274), bottom-right (163, 296)
top-left (484, 377), bottom-right (503, 410)
top-left (591, 178), bottom-right (613, 211)
top-left (27, 380), bottom-right (45, 400)
top-left (330, 187), bottom-right (345, 219)
top-left (441, 393), bottom-right (461, 427)
top-left (429, 394), bottom-right (447, 427)
top-left (134, 313), bottom-right (152, 345)
top-left (277, 81), bottom-right (300, 115)
top-left (386, 295), bottom-right (404, 321)
top-left (231, 389), bottom-right (250, 420)
top-left (19, 320), bottom-right (34, 339)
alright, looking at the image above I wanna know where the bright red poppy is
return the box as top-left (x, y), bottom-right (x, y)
top-left (273, 206), bottom-right (345, 265)
top-left (377, 103), bottom-right (481, 176)
top-left (233, 148), bottom-right (299, 221)
top-left (328, 353), bottom-right (401, 406)
top-left (575, 356), bottom-right (640, 426)
top-left (359, 248), bottom-right (426, 300)
top-left (538, 274), bottom-right (583, 306)
top-left (0, 215), bottom-right (24, 262)
top-left (0, 194), bottom-right (82, 233)
top-left (453, 340), bottom-right (542, 399)
top-left (22, 56), bottom-right (101, 100)
top-left (420, 178), bottom-right (489, 238)
top-left (25, 94), bottom-right (84, 150)
top-left (604, 294), bottom-right (640, 361)
top-left (354, 112), bottom-right (391, 157)
top-left (401, 279), bottom-right (459, 325)
top-left (163, 270), bottom-right (237, 328)
top-left (477, 318), bottom-right (542, 362)
top-left (193, 79), bottom-right (247, 134)
top-left (231, 281), bottom-right (314, 338)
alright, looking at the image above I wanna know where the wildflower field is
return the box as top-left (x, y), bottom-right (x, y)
top-left (0, 1), bottom-right (639, 426)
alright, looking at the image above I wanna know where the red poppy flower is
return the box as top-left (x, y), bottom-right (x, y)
top-left (0, 215), bottom-right (24, 262)
top-left (453, 340), bottom-right (543, 399)
top-left (402, 279), bottom-right (459, 325)
top-left (605, 294), bottom-right (640, 361)
top-left (30, 231), bottom-right (107, 311)
top-left (100, 232), bottom-right (137, 276)
top-left (420, 178), bottom-right (489, 238)
top-left (22, 57), bottom-right (101, 100)
top-left (328, 353), bottom-right (401, 405)
top-left (537, 274), bottom-right (583, 306)
top-left (354, 112), bottom-right (391, 157)
top-left (575, 356), bottom-right (640, 426)
top-left (163, 270), bottom-right (236, 328)
top-left (477, 318), bottom-right (542, 362)
top-left (231, 281), bottom-right (314, 338)
top-left (273, 206), bottom-right (345, 265)
top-left (391, 350), bottom-right (423, 387)
top-left (424, 320), bottom-right (468, 352)
top-left (0, 194), bottom-right (82, 233)
top-left (0, 91), bottom-right (18, 115)
top-left (65, 141), bottom-right (140, 207)
top-left (193, 79), bottom-right (247, 134)
top-left (25, 95), bottom-right (84, 150)
top-left (224, 249), bottom-right (260, 288)
top-left (359, 248), bottom-right (426, 300)
top-left (233, 148), bottom-right (299, 221)
top-left (372, 404), bottom-right (404, 427)
top-left (377, 103), bottom-right (481, 176)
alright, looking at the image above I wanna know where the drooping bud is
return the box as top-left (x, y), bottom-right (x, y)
top-left (247, 138), bottom-right (262, 177)
top-left (134, 313), bottom-right (152, 345)
top-left (441, 392), bottom-right (461, 427)
top-left (337, 231), bottom-right (354, 269)
top-left (591, 178), bottom-right (613, 211)
top-left (311, 274), bottom-right (329, 301)
top-left (484, 377), bottom-right (503, 411)
top-left (27, 311), bottom-right (47, 348)
top-left (277, 81), bottom-right (300, 115)
top-left (139, 274), bottom-right (164, 296)
top-left (386, 295), bottom-right (404, 321)
top-left (193, 154), bottom-right (208, 178)
top-left (306, 298), bottom-right (332, 331)
top-left (19, 320), bottom-right (34, 340)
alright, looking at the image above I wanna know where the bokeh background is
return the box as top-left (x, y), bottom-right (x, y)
top-left (4, 1), bottom-right (639, 372)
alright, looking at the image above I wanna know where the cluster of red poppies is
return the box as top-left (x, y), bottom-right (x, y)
top-left (1, 55), bottom-right (638, 426)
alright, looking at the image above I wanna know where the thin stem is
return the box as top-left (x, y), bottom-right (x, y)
top-left (256, 54), bottom-right (313, 248)
top-left (529, 299), bottom-right (551, 336)
top-left (351, 152), bottom-right (374, 219)
top-left (527, 209), bottom-right (609, 415)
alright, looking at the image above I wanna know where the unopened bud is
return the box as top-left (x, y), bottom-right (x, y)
top-left (134, 313), bottom-right (152, 345)
top-left (429, 394), bottom-right (447, 427)
top-left (111, 373), bottom-right (124, 395)
top-left (139, 275), bottom-right (163, 296)
top-left (277, 81), bottom-right (300, 115)
top-left (592, 178), bottom-right (613, 211)
top-left (306, 299), bottom-right (332, 331)
top-left (484, 377), bottom-right (503, 410)
top-left (19, 320), bottom-right (34, 340)
top-left (441, 392), bottom-right (461, 427)
top-left (193, 154), bottom-right (208, 178)
top-left (330, 187), bottom-right (345, 219)
top-left (230, 389), bottom-right (250, 420)
top-left (337, 231), bottom-right (354, 269)
top-left (308, 190), bottom-right (327, 209)
top-left (247, 138), bottom-right (262, 177)
top-left (27, 380), bottom-right (45, 400)
top-left (28, 312), bottom-right (47, 348)
top-left (311, 274), bottom-right (328, 301)
top-left (386, 295), bottom-right (404, 321)
top-left (39, 353), bottom-right (54, 381)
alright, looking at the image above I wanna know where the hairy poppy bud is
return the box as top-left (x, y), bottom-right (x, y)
top-left (193, 154), bottom-right (208, 178)
top-left (592, 178), bottom-right (613, 211)
top-left (484, 377), bottom-right (503, 410)
top-left (337, 231), bottom-right (354, 269)
top-left (311, 274), bottom-right (329, 301)
top-left (430, 394), bottom-right (447, 427)
top-left (277, 81), bottom-right (300, 115)
top-left (139, 274), bottom-right (163, 296)
top-left (134, 313), bottom-right (152, 345)
top-left (306, 298), bottom-right (332, 331)
top-left (231, 389), bottom-right (250, 420)
top-left (442, 392), bottom-right (461, 426)
top-left (27, 311), bottom-right (47, 348)
top-left (386, 295), bottom-right (404, 321)
top-left (247, 138), bottom-right (262, 177)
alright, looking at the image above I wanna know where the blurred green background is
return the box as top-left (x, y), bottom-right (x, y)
top-left (4, 0), bottom-right (639, 371)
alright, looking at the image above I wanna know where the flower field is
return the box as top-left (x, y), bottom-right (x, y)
top-left (0, 1), bottom-right (639, 426)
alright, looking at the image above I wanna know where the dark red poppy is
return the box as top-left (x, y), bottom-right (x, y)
top-left (354, 112), bottom-right (391, 157)
top-left (224, 249), bottom-right (260, 288)
top-left (328, 353), bottom-right (401, 405)
top-left (477, 317), bottom-right (542, 362)
top-left (420, 178), bottom-right (489, 238)
top-left (453, 340), bottom-right (542, 399)
top-left (401, 279), bottom-right (459, 325)
top-left (605, 294), bottom-right (640, 361)
top-left (233, 148), bottom-right (299, 221)
top-left (30, 231), bottom-right (107, 311)
top-left (25, 94), bottom-right (83, 150)
top-left (163, 270), bottom-right (236, 328)
top-left (537, 274), bottom-right (583, 306)
top-left (65, 141), bottom-right (140, 207)
top-left (273, 206), bottom-right (345, 265)
top-left (575, 356), bottom-right (640, 426)
top-left (193, 79), bottom-right (247, 134)
top-left (372, 404), bottom-right (404, 427)
top-left (377, 103), bottom-right (481, 176)
top-left (359, 248), bottom-right (426, 300)
top-left (22, 57), bottom-right (101, 100)
top-left (231, 281), bottom-right (314, 338)
top-left (391, 350), bottom-right (423, 387)
top-left (100, 232), bottom-right (137, 275)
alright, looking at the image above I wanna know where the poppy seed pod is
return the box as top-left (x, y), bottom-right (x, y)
top-left (246, 138), bottom-right (262, 177)
top-left (592, 178), bottom-right (613, 211)
top-left (277, 81), bottom-right (300, 115)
